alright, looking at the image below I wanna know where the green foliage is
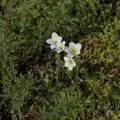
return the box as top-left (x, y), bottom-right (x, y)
top-left (74, 0), bottom-right (120, 38)
top-left (0, 0), bottom-right (120, 120)
top-left (41, 86), bottom-right (83, 120)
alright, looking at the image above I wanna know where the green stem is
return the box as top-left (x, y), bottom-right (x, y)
top-left (56, 54), bottom-right (60, 80)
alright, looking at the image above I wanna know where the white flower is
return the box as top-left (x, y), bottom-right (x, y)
top-left (46, 32), bottom-right (62, 49)
top-left (65, 42), bottom-right (82, 58)
top-left (64, 56), bottom-right (76, 71)
top-left (55, 41), bottom-right (66, 53)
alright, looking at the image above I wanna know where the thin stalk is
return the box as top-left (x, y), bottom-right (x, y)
top-left (56, 53), bottom-right (60, 80)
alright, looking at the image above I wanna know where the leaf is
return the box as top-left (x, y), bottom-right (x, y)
top-left (28, 9), bottom-right (40, 18)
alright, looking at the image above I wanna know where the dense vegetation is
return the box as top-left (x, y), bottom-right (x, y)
top-left (0, 0), bottom-right (120, 120)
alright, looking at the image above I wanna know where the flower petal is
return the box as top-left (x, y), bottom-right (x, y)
top-left (69, 42), bottom-right (75, 47)
top-left (76, 43), bottom-right (82, 50)
top-left (64, 56), bottom-right (69, 62)
top-left (73, 60), bottom-right (76, 67)
top-left (58, 36), bottom-right (62, 42)
top-left (76, 50), bottom-right (80, 55)
top-left (67, 53), bottom-right (74, 58)
top-left (65, 62), bottom-right (68, 67)
top-left (52, 32), bottom-right (58, 39)
top-left (56, 41), bottom-right (61, 47)
top-left (62, 41), bottom-right (66, 46)
top-left (68, 65), bottom-right (73, 71)
top-left (50, 44), bottom-right (55, 49)
top-left (64, 47), bottom-right (70, 53)
top-left (46, 39), bottom-right (53, 44)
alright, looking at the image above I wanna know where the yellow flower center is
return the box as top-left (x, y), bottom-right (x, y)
top-left (70, 49), bottom-right (76, 55)
top-left (54, 40), bottom-right (58, 45)
top-left (60, 46), bottom-right (63, 50)
top-left (69, 60), bottom-right (73, 64)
